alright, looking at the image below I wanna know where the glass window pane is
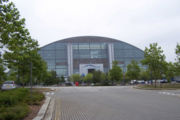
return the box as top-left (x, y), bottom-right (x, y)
top-left (55, 43), bottom-right (67, 49)
top-left (72, 44), bottom-right (79, 49)
top-left (79, 43), bottom-right (89, 49)
top-left (42, 44), bottom-right (55, 50)
top-left (90, 43), bottom-right (101, 49)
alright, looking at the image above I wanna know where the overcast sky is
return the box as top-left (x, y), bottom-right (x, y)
top-left (12, 0), bottom-right (180, 62)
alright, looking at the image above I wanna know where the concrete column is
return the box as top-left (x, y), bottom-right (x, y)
top-left (67, 43), bottom-right (73, 76)
top-left (108, 43), bottom-right (114, 69)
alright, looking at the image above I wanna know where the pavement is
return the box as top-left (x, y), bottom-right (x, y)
top-left (51, 86), bottom-right (180, 120)
top-left (33, 88), bottom-right (56, 120)
top-left (33, 96), bottom-right (51, 120)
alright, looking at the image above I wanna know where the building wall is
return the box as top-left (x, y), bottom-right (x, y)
top-left (39, 42), bottom-right (68, 77)
top-left (39, 36), bottom-right (144, 77)
top-left (113, 42), bottom-right (144, 72)
top-left (72, 42), bottom-right (109, 75)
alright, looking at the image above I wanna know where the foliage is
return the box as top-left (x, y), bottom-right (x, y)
top-left (175, 43), bottom-right (180, 75)
top-left (70, 74), bottom-right (81, 82)
top-left (126, 60), bottom-right (140, 80)
top-left (0, 88), bottom-right (44, 106)
top-left (141, 43), bottom-right (167, 86)
top-left (84, 73), bottom-right (93, 84)
top-left (0, 0), bottom-right (48, 86)
top-left (0, 88), bottom-right (28, 107)
top-left (91, 70), bottom-right (102, 84)
top-left (165, 62), bottom-right (176, 82)
top-left (99, 72), bottom-right (106, 84)
top-left (0, 88), bottom-right (44, 120)
top-left (43, 71), bottom-right (60, 85)
top-left (100, 73), bottom-right (111, 86)
top-left (0, 104), bottom-right (29, 120)
top-left (69, 72), bottom-right (110, 86)
top-left (0, 52), bottom-right (6, 84)
top-left (91, 71), bottom-right (107, 85)
top-left (25, 90), bottom-right (45, 105)
top-left (109, 61), bottom-right (123, 84)
top-left (139, 69), bottom-right (150, 81)
top-left (176, 43), bottom-right (180, 62)
top-left (60, 75), bottom-right (65, 83)
top-left (0, 64), bottom-right (6, 85)
top-left (137, 83), bottom-right (180, 90)
top-left (78, 71), bottom-right (111, 86)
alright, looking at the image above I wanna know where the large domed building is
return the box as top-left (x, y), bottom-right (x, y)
top-left (39, 36), bottom-right (144, 77)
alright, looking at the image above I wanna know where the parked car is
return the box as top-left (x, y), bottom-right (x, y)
top-left (130, 80), bottom-right (137, 85)
top-left (65, 82), bottom-right (73, 86)
top-left (157, 79), bottom-right (168, 83)
top-left (137, 80), bottom-right (145, 84)
top-left (175, 80), bottom-right (180, 83)
top-left (160, 79), bottom-right (168, 83)
top-left (1, 81), bottom-right (17, 90)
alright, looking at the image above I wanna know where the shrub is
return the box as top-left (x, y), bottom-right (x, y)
top-left (0, 88), bottom-right (29, 107)
top-left (0, 104), bottom-right (29, 120)
top-left (0, 88), bottom-right (45, 120)
top-left (25, 91), bottom-right (45, 105)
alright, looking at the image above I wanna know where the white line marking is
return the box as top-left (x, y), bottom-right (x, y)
top-left (158, 91), bottom-right (180, 97)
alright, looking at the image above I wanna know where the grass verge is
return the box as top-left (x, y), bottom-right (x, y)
top-left (135, 83), bottom-right (180, 90)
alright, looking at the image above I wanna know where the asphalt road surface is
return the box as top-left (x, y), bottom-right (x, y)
top-left (54, 86), bottom-right (180, 120)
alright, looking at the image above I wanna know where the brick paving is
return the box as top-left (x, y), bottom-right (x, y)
top-left (53, 86), bottom-right (180, 120)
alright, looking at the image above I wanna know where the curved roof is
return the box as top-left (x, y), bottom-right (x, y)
top-left (41, 36), bottom-right (144, 52)
top-left (55, 36), bottom-right (120, 43)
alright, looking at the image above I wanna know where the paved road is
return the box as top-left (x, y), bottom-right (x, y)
top-left (54, 86), bottom-right (180, 120)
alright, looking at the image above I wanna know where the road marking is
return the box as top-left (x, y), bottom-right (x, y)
top-left (158, 92), bottom-right (180, 97)
top-left (46, 92), bottom-right (54, 96)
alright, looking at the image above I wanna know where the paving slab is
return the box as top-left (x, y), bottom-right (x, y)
top-left (54, 86), bottom-right (180, 120)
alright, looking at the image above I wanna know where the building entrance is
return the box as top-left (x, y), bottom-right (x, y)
top-left (79, 64), bottom-right (104, 76)
top-left (88, 69), bottom-right (95, 73)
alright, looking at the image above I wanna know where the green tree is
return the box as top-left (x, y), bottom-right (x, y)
top-left (43, 72), bottom-right (52, 85)
top-left (165, 62), bottom-right (176, 82)
top-left (100, 73), bottom-right (110, 86)
top-left (0, 0), bottom-right (12, 83)
top-left (175, 43), bottom-right (180, 75)
top-left (109, 61), bottom-right (123, 84)
top-left (59, 75), bottom-right (65, 84)
top-left (100, 72), bottom-right (106, 84)
top-left (84, 73), bottom-right (93, 84)
top-left (0, 54), bottom-right (6, 84)
top-left (92, 70), bottom-right (102, 84)
top-left (126, 60), bottom-right (140, 80)
top-left (141, 43), bottom-right (166, 87)
top-left (139, 69), bottom-right (150, 81)
top-left (176, 44), bottom-right (180, 62)
top-left (44, 71), bottom-right (59, 85)
top-left (70, 74), bottom-right (81, 82)
top-left (0, 0), bottom-right (48, 86)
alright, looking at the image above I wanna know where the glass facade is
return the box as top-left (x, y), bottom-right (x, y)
top-left (40, 42), bottom-right (68, 77)
top-left (39, 36), bottom-right (144, 77)
top-left (72, 42), bottom-right (108, 74)
top-left (113, 42), bottom-right (144, 71)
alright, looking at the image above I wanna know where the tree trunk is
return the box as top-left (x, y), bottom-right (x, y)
top-left (155, 79), bottom-right (157, 88)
